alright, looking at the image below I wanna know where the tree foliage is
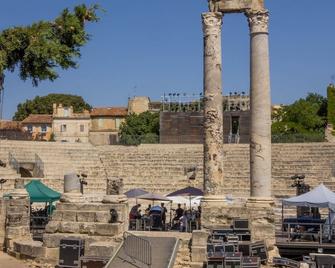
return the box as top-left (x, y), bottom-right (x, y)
top-left (327, 84), bottom-right (335, 126)
top-left (13, 93), bottom-right (91, 121)
top-left (119, 112), bottom-right (159, 145)
top-left (0, 4), bottom-right (99, 86)
top-left (272, 93), bottom-right (327, 135)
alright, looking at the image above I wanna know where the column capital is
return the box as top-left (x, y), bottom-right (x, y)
top-left (245, 9), bottom-right (269, 34)
top-left (202, 12), bottom-right (223, 36)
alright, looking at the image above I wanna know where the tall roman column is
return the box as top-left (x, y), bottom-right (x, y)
top-left (202, 12), bottom-right (223, 196)
top-left (246, 9), bottom-right (272, 197)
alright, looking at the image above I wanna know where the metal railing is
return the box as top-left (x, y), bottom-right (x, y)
top-left (34, 153), bottom-right (44, 177)
top-left (8, 152), bottom-right (20, 173)
top-left (280, 222), bottom-right (335, 244)
top-left (123, 232), bottom-right (152, 267)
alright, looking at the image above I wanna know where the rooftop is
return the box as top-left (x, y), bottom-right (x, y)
top-left (90, 107), bottom-right (128, 117)
top-left (0, 120), bottom-right (21, 130)
top-left (21, 114), bottom-right (53, 124)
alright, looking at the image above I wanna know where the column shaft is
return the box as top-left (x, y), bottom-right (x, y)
top-left (202, 12), bottom-right (224, 195)
top-left (247, 10), bottom-right (272, 197)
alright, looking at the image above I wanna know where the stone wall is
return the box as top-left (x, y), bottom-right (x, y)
top-left (0, 141), bottom-right (335, 199)
top-left (160, 111), bottom-right (250, 144)
top-left (0, 199), bottom-right (6, 249)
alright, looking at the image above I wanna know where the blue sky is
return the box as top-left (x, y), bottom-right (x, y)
top-left (0, 0), bottom-right (334, 119)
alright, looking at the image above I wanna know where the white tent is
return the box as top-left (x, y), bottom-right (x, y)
top-left (283, 184), bottom-right (335, 211)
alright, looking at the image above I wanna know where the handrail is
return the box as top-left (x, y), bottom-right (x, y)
top-left (104, 241), bottom-right (124, 268)
top-left (8, 152), bottom-right (19, 173)
top-left (123, 231), bottom-right (152, 267)
top-left (167, 238), bottom-right (180, 268)
top-left (280, 222), bottom-right (334, 244)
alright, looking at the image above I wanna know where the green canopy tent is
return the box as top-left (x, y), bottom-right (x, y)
top-left (25, 180), bottom-right (61, 215)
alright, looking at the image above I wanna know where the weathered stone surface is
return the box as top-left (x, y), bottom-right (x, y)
top-left (246, 9), bottom-right (272, 198)
top-left (61, 211), bottom-right (76, 222)
top-left (45, 247), bottom-right (59, 262)
top-left (102, 195), bottom-right (127, 204)
top-left (202, 12), bottom-right (224, 195)
top-left (13, 240), bottom-right (45, 258)
top-left (86, 241), bottom-right (115, 257)
top-left (58, 222), bottom-right (80, 233)
top-left (51, 211), bottom-right (62, 221)
top-left (190, 262), bottom-right (205, 268)
top-left (76, 211), bottom-right (96, 222)
top-left (43, 233), bottom-right (87, 248)
top-left (94, 223), bottom-right (122, 236)
top-left (79, 222), bottom-right (96, 235)
top-left (192, 230), bottom-right (209, 247)
top-left (214, 0), bottom-right (264, 13)
top-left (95, 212), bottom-right (110, 223)
top-left (191, 246), bottom-right (206, 263)
top-left (45, 221), bottom-right (60, 234)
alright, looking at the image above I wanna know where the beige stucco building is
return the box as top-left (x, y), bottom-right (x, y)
top-left (89, 107), bottom-right (128, 145)
top-left (21, 115), bottom-right (53, 141)
top-left (52, 104), bottom-right (90, 143)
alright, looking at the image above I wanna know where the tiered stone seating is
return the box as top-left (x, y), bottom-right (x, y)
top-left (0, 141), bottom-right (334, 201)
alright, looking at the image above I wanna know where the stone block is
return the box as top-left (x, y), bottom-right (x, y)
top-left (191, 246), bottom-right (207, 263)
top-left (79, 222), bottom-right (96, 235)
top-left (95, 212), bottom-right (110, 223)
top-left (94, 223), bottom-right (122, 236)
top-left (14, 240), bottom-right (45, 258)
top-left (43, 233), bottom-right (87, 248)
top-left (86, 242), bottom-right (115, 257)
top-left (51, 211), bottom-right (62, 221)
top-left (45, 221), bottom-right (60, 234)
top-left (45, 247), bottom-right (59, 262)
top-left (59, 222), bottom-right (80, 233)
top-left (192, 230), bottom-right (209, 247)
top-left (77, 211), bottom-right (96, 222)
top-left (61, 211), bottom-right (76, 222)
top-left (190, 262), bottom-right (205, 268)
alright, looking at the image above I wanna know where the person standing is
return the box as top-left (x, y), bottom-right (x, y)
top-left (161, 203), bottom-right (167, 230)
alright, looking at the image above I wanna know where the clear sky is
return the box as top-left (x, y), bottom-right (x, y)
top-left (0, 0), bottom-right (334, 119)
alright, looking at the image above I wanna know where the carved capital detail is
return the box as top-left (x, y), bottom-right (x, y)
top-left (202, 12), bottom-right (223, 36)
top-left (245, 9), bottom-right (269, 34)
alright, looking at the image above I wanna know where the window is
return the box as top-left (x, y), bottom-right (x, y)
top-left (41, 124), bottom-right (47, 133)
top-left (27, 125), bottom-right (33, 133)
top-left (80, 124), bottom-right (84, 132)
top-left (61, 124), bottom-right (67, 132)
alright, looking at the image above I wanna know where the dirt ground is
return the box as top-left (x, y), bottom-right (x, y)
top-left (0, 251), bottom-right (29, 268)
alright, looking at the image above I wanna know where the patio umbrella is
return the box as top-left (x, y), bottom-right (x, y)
top-left (166, 186), bottom-right (204, 197)
top-left (167, 186), bottom-right (204, 208)
top-left (124, 188), bottom-right (149, 198)
top-left (138, 193), bottom-right (171, 203)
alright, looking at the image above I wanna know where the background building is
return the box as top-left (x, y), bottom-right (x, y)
top-left (52, 104), bottom-right (90, 143)
top-left (89, 107), bottom-right (128, 145)
top-left (21, 115), bottom-right (53, 141)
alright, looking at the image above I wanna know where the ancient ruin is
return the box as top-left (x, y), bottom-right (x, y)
top-left (195, 1), bottom-right (276, 266)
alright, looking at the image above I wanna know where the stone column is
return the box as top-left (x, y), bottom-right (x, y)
top-left (202, 12), bottom-right (224, 196)
top-left (246, 9), bottom-right (272, 197)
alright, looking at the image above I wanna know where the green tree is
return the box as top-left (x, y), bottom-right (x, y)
top-left (119, 112), bottom-right (159, 145)
top-left (327, 84), bottom-right (335, 126)
top-left (0, 4), bottom-right (99, 87)
top-left (272, 93), bottom-right (327, 134)
top-left (13, 93), bottom-right (91, 121)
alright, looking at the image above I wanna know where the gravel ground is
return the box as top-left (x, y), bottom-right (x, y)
top-left (0, 251), bottom-right (29, 268)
